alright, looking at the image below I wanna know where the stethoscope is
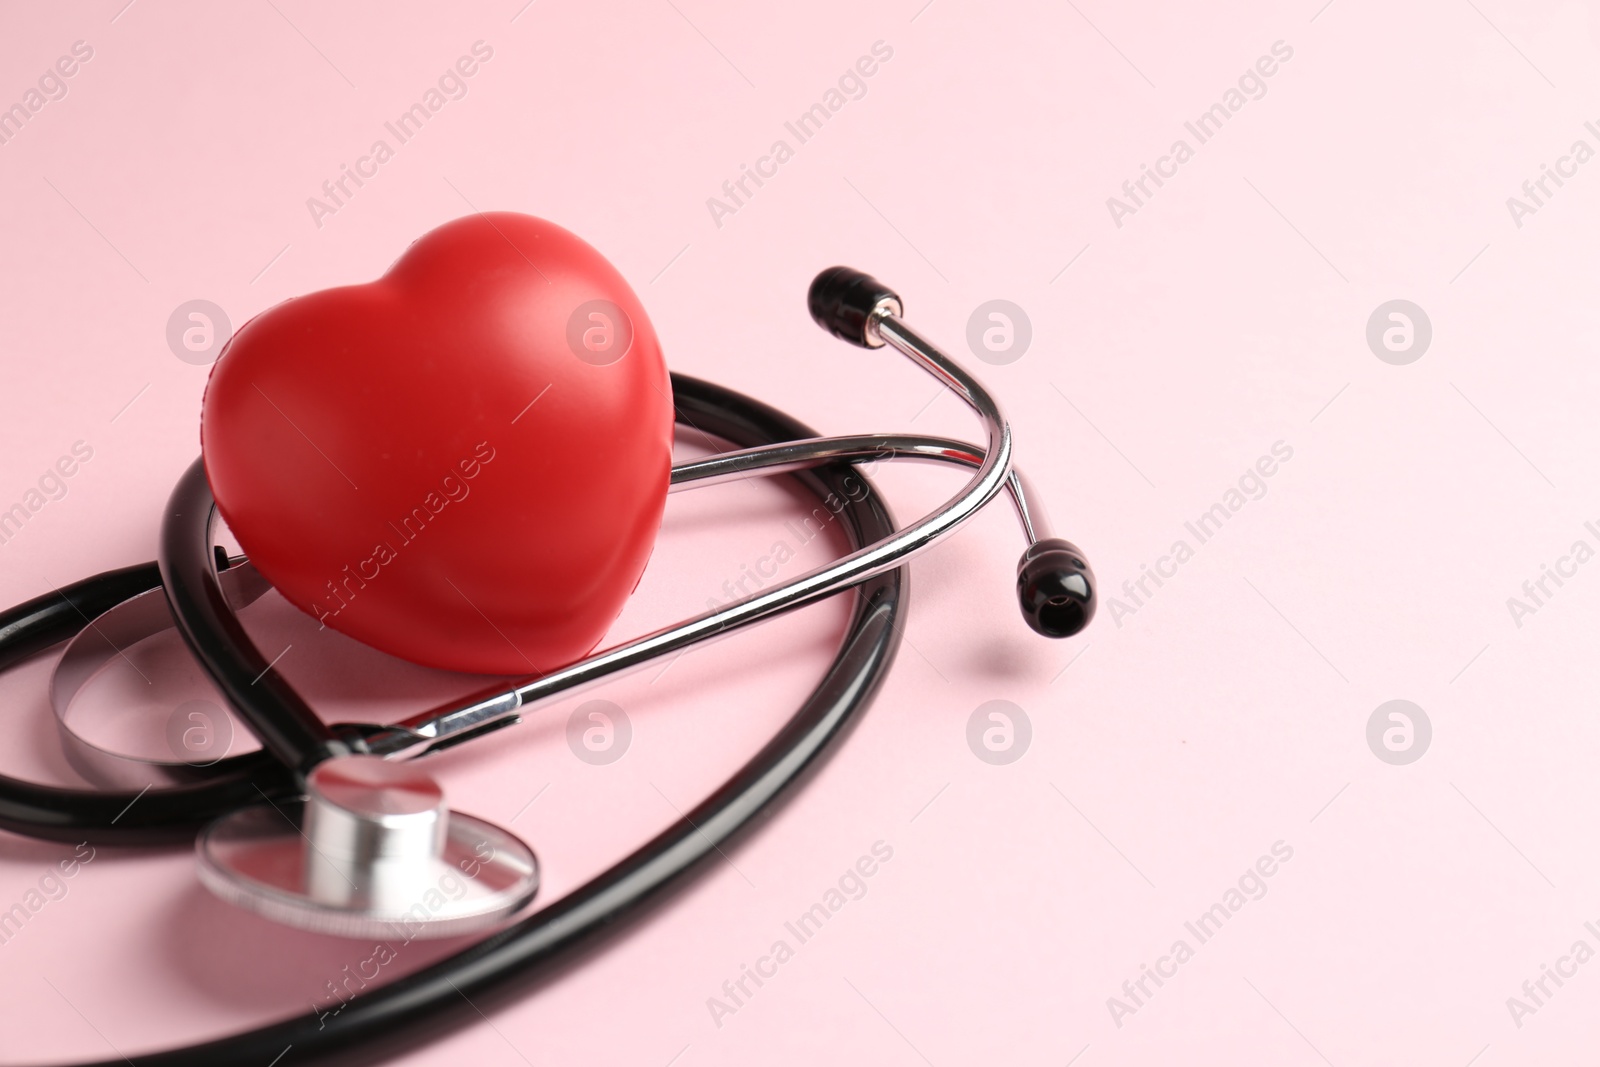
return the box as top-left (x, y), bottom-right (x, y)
top-left (0, 266), bottom-right (1094, 1066)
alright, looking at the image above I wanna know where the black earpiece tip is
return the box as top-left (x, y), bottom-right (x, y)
top-left (1016, 538), bottom-right (1095, 638)
top-left (807, 267), bottom-right (901, 348)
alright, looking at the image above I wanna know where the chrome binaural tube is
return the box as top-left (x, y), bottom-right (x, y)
top-left (361, 309), bottom-right (1015, 760)
top-left (669, 433), bottom-right (1053, 544)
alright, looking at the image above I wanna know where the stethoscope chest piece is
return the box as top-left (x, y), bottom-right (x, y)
top-left (195, 755), bottom-right (539, 939)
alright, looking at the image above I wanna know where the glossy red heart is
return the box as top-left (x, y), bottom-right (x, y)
top-left (201, 213), bottom-right (673, 675)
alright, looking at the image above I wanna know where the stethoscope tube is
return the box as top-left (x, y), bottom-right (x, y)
top-left (0, 270), bottom-right (1093, 846)
top-left (1, 268), bottom-right (1096, 1065)
top-left (160, 455), bottom-right (357, 777)
top-left (0, 562), bottom-right (299, 845)
top-left (9, 373), bottom-right (906, 1067)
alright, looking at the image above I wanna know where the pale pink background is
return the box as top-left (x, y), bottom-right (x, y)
top-left (2, 0), bottom-right (1599, 1063)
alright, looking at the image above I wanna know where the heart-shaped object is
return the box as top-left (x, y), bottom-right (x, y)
top-left (201, 213), bottom-right (673, 675)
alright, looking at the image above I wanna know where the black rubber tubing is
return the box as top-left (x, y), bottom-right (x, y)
top-left (0, 563), bottom-right (298, 845)
top-left (6, 373), bottom-right (906, 1066)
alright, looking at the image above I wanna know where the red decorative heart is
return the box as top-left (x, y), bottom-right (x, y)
top-left (201, 213), bottom-right (674, 675)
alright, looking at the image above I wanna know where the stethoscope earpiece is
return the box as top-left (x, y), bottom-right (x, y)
top-left (1016, 538), bottom-right (1097, 638)
top-left (807, 265), bottom-right (902, 348)
top-left (808, 264), bottom-right (1098, 642)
